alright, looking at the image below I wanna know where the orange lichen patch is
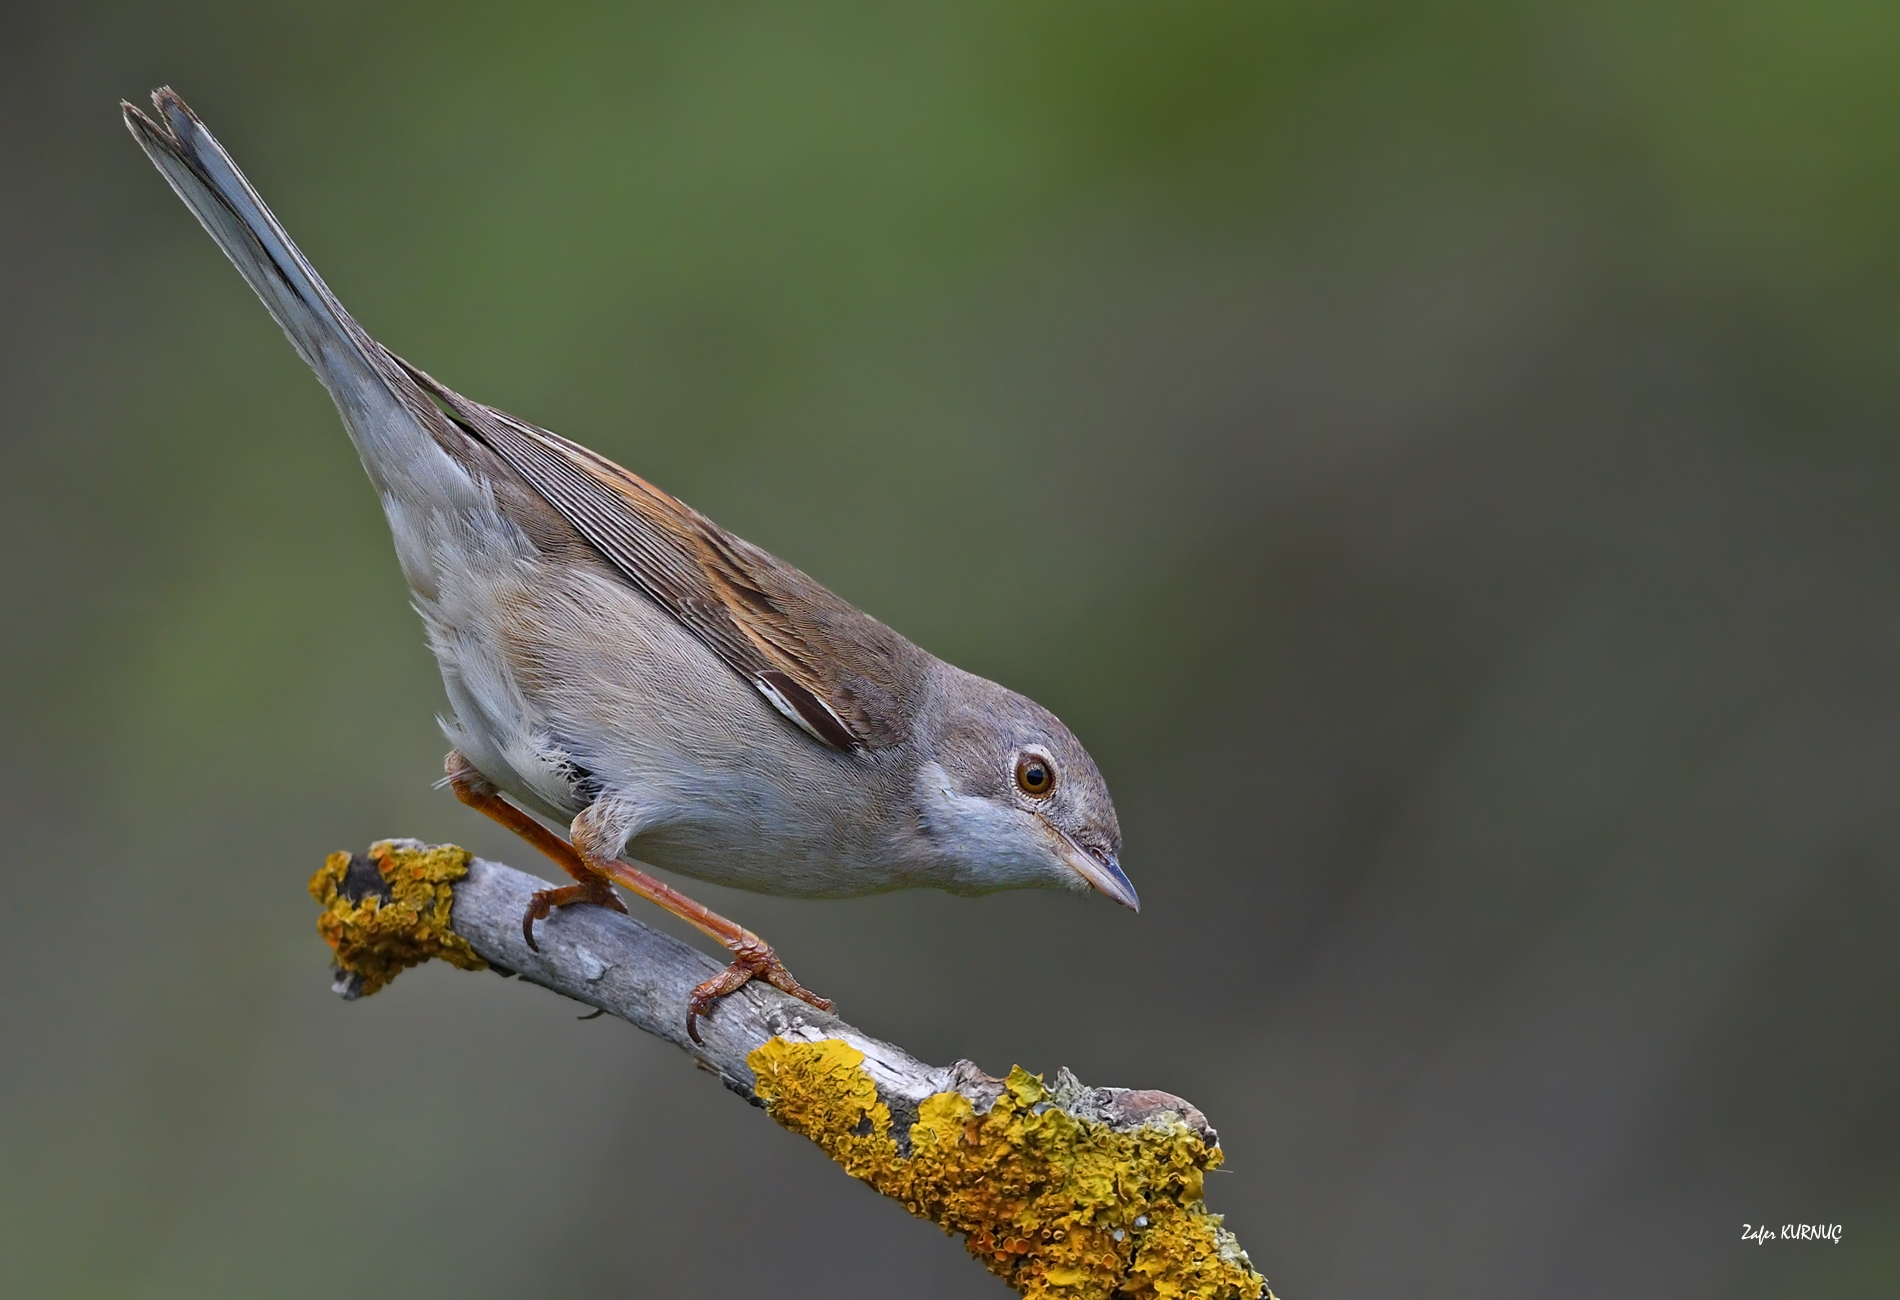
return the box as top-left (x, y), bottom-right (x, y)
top-left (749, 1038), bottom-right (1268, 1300)
top-left (308, 841), bottom-right (486, 995)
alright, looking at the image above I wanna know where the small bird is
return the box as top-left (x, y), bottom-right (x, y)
top-left (124, 88), bottom-right (1135, 1041)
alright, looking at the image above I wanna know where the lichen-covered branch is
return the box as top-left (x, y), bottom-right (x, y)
top-left (310, 840), bottom-right (1271, 1300)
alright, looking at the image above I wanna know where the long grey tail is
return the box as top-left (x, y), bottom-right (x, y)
top-left (122, 88), bottom-right (456, 498)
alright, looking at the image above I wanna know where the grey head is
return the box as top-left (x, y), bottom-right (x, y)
top-left (909, 662), bottom-right (1135, 908)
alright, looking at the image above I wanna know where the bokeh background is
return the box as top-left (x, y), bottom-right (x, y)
top-left (4, 3), bottom-right (1897, 1296)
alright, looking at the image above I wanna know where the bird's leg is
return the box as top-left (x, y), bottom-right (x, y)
top-left (567, 805), bottom-right (834, 1044)
top-left (445, 752), bottom-right (833, 1041)
top-left (600, 860), bottom-right (833, 1045)
top-left (445, 751), bottom-right (626, 951)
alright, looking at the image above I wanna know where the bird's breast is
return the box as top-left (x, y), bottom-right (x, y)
top-left (431, 553), bottom-right (919, 896)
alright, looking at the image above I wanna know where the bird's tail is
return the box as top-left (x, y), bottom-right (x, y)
top-left (122, 87), bottom-right (456, 499)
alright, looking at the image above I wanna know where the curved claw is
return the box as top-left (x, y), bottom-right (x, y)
top-left (685, 937), bottom-right (834, 1045)
top-left (520, 881), bottom-right (626, 955)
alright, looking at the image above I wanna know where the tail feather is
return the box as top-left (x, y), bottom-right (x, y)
top-left (123, 88), bottom-right (460, 500)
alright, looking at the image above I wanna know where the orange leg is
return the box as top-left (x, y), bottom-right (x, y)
top-left (445, 751), bottom-right (626, 946)
top-left (445, 752), bottom-right (833, 1043)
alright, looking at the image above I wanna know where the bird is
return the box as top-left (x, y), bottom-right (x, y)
top-left (123, 87), bottom-right (1136, 1043)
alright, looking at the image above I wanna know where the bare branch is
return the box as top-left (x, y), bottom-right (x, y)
top-left (310, 840), bottom-right (1271, 1300)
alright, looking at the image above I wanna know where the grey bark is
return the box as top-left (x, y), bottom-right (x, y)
top-left (335, 839), bottom-right (1217, 1140)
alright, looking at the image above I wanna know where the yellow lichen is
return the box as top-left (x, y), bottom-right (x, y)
top-left (307, 840), bottom-right (486, 995)
top-left (749, 1038), bottom-right (1269, 1300)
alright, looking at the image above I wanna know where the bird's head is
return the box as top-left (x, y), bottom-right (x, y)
top-left (911, 664), bottom-right (1134, 909)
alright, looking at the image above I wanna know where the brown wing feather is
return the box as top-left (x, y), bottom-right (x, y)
top-left (393, 355), bottom-right (924, 751)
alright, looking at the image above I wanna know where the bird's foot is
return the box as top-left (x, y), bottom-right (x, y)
top-left (687, 934), bottom-right (833, 1044)
top-left (521, 875), bottom-right (627, 952)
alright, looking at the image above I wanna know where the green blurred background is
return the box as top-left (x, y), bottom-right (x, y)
top-left (4, 2), bottom-right (1898, 1295)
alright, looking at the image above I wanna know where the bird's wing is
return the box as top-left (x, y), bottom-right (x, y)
top-left (397, 359), bottom-right (922, 752)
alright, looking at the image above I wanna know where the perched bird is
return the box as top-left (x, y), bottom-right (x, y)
top-left (124, 88), bottom-right (1135, 1041)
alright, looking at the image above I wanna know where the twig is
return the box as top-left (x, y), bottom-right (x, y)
top-left (309, 840), bottom-right (1271, 1300)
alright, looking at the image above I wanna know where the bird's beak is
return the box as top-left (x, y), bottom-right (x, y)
top-left (1045, 821), bottom-right (1140, 911)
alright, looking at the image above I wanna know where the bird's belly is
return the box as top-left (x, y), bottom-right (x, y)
top-left (627, 814), bottom-right (910, 898)
top-left (592, 700), bottom-right (913, 897)
top-left (425, 550), bottom-right (913, 897)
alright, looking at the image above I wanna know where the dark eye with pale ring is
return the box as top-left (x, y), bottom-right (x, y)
top-left (1015, 752), bottom-right (1056, 797)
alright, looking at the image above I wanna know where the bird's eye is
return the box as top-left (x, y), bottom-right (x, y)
top-left (1015, 751), bottom-right (1056, 797)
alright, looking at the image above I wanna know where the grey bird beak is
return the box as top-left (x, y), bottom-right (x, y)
top-left (1046, 822), bottom-right (1140, 912)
